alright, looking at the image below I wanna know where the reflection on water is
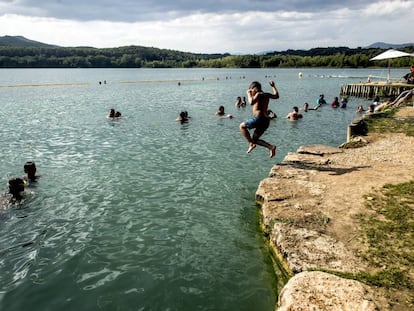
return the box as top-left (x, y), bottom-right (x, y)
top-left (0, 68), bottom-right (404, 311)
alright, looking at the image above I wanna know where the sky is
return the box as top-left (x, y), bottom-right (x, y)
top-left (0, 0), bottom-right (412, 54)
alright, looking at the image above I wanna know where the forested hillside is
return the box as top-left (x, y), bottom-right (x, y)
top-left (0, 36), bottom-right (413, 68)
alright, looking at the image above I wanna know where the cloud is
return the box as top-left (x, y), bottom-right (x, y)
top-left (1, 0), bottom-right (375, 22)
top-left (0, 0), bottom-right (412, 53)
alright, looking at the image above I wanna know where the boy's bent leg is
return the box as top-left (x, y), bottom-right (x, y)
top-left (240, 122), bottom-right (256, 153)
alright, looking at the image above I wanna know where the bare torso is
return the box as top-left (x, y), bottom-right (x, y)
top-left (252, 91), bottom-right (279, 117)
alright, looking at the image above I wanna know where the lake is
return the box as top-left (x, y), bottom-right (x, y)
top-left (0, 67), bottom-right (405, 310)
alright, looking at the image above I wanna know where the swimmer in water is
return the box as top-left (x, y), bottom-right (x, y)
top-left (0, 177), bottom-right (28, 210)
top-left (286, 106), bottom-right (303, 120)
top-left (107, 109), bottom-right (115, 118)
top-left (215, 106), bottom-right (233, 119)
top-left (23, 161), bottom-right (38, 183)
top-left (2, 178), bottom-right (26, 204)
top-left (176, 111), bottom-right (190, 123)
top-left (107, 109), bottom-right (122, 119)
top-left (215, 105), bottom-right (225, 117)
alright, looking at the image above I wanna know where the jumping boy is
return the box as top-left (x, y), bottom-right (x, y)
top-left (239, 80), bottom-right (279, 158)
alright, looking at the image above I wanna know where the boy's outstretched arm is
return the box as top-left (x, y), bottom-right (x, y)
top-left (269, 80), bottom-right (279, 99)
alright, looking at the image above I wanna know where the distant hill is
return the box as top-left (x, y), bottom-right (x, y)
top-left (0, 35), bottom-right (59, 48)
top-left (366, 42), bottom-right (414, 49)
top-left (2, 35), bottom-right (414, 54)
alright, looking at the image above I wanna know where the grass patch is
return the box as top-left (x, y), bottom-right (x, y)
top-left (363, 107), bottom-right (414, 136)
top-left (351, 179), bottom-right (414, 307)
top-left (360, 181), bottom-right (414, 269)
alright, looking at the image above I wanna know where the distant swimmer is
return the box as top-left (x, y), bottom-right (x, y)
top-left (107, 109), bottom-right (115, 118)
top-left (239, 80), bottom-right (279, 158)
top-left (356, 105), bottom-right (365, 113)
top-left (340, 97), bottom-right (348, 109)
top-left (241, 97), bottom-right (247, 107)
top-left (235, 97), bottom-right (242, 108)
top-left (331, 97), bottom-right (340, 108)
top-left (0, 178), bottom-right (26, 210)
top-left (176, 111), bottom-right (190, 123)
top-left (215, 106), bottom-right (233, 119)
top-left (215, 105), bottom-right (225, 116)
top-left (107, 109), bottom-right (122, 119)
top-left (286, 106), bottom-right (303, 120)
top-left (309, 94), bottom-right (327, 110)
top-left (23, 161), bottom-right (39, 184)
top-left (8, 178), bottom-right (26, 202)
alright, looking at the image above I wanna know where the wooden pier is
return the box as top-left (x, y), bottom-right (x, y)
top-left (340, 82), bottom-right (414, 99)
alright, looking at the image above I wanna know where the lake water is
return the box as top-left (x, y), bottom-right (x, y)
top-left (0, 67), bottom-right (405, 311)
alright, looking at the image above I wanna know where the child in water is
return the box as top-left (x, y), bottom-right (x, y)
top-left (215, 105), bottom-right (225, 116)
top-left (215, 106), bottom-right (233, 119)
top-left (23, 161), bottom-right (38, 183)
top-left (0, 178), bottom-right (26, 209)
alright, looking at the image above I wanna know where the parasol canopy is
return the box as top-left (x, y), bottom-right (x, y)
top-left (370, 49), bottom-right (411, 60)
top-left (370, 49), bottom-right (413, 82)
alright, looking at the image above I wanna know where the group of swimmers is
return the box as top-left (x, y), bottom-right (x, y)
top-left (303, 94), bottom-right (348, 111)
top-left (303, 89), bottom-right (414, 116)
top-left (235, 96), bottom-right (247, 108)
top-left (285, 90), bottom-right (405, 120)
top-left (1, 161), bottom-right (38, 209)
top-left (284, 94), bottom-right (345, 120)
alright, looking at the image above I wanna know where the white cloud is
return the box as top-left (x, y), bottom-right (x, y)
top-left (363, 0), bottom-right (413, 17)
top-left (0, 0), bottom-right (413, 54)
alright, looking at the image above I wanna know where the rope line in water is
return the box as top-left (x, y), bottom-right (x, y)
top-left (0, 83), bottom-right (89, 88)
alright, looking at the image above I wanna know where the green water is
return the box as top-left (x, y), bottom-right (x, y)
top-left (0, 68), bottom-right (402, 310)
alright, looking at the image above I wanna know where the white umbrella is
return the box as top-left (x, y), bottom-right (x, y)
top-left (370, 49), bottom-right (412, 82)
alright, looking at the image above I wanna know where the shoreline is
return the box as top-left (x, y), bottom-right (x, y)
top-left (256, 106), bottom-right (414, 310)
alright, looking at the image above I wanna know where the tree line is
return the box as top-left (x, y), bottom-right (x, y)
top-left (0, 45), bottom-right (413, 68)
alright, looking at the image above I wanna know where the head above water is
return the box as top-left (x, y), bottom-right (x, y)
top-left (8, 177), bottom-right (25, 198)
top-left (24, 161), bottom-right (36, 173)
top-left (24, 161), bottom-right (37, 181)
